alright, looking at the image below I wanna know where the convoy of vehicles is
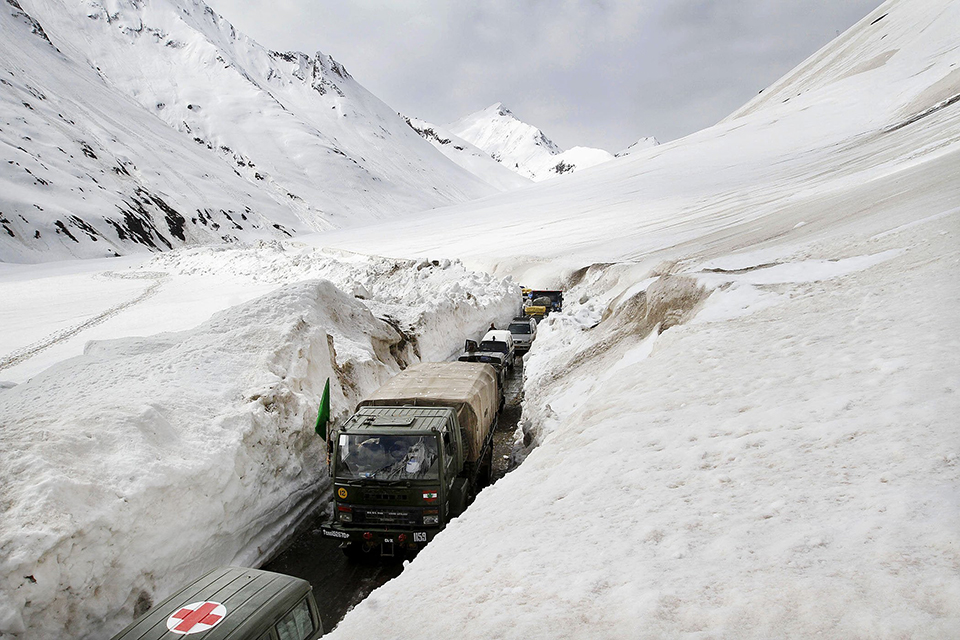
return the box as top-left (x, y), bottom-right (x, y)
top-left (522, 289), bottom-right (563, 319)
top-left (109, 567), bottom-right (323, 640)
top-left (106, 295), bottom-right (560, 638)
top-left (321, 361), bottom-right (500, 558)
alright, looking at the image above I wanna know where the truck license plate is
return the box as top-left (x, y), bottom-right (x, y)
top-left (413, 532), bottom-right (427, 543)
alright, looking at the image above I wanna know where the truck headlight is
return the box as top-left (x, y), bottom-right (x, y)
top-left (338, 506), bottom-right (353, 523)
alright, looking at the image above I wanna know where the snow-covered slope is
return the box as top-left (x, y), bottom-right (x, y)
top-left (310, 1), bottom-right (958, 637)
top-left (0, 1), bottom-right (300, 263)
top-left (1, 0), bottom-right (959, 638)
top-left (1, 0), bottom-right (501, 263)
top-left (448, 102), bottom-right (615, 181)
top-left (615, 135), bottom-right (660, 157)
top-left (404, 116), bottom-right (531, 191)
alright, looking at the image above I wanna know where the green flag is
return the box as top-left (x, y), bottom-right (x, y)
top-left (315, 377), bottom-right (330, 438)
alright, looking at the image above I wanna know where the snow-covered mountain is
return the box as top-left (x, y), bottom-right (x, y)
top-left (403, 115), bottom-right (531, 191)
top-left (2, 0), bottom-right (959, 639)
top-left (448, 102), bottom-right (615, 181)
top-left (0, 0), bottom-right (505, 263)
top-left (615, 136), bottom-right (660, 157)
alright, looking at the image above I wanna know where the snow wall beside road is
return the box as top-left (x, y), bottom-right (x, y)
top-left (0, 253), bottom-right (518, 640)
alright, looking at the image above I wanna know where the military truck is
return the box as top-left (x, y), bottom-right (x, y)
top-left (459, 337), bottom-right (507, 403)
top-left (109, 566), bottom-right (323, 640)
top-left (321, 362), bottom-right (499, 558)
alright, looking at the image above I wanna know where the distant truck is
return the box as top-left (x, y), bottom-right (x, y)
top-left (458, 344), bottom-right (507, 406)
top-left (109, 566), bottom-right (323, 640)
top-left (321, 362), bottom-right (499, 558)
top-left (523, 289), bottom-right (563, 318)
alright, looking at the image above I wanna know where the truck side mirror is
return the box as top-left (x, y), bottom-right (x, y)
top-left (326, 429), bottom-right (336, 469)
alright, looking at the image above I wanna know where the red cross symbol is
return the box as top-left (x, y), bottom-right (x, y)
top-left (166, 601), bottom-right (226, 635)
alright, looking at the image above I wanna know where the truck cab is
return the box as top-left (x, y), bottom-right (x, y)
top-left (322, 362), bottom-right (498, 559)
top-left (324, 407), bottom-right (470, 558)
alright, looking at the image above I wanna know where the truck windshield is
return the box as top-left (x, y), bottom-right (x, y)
top-left (479, 340), bottom-right (509, 353)
top-left (336, 434), bottom-right (440, 481)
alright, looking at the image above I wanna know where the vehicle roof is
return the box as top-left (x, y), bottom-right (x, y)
top-left (481, 329), bottom-right (513, 343)
top-left (347, 406), bottom-right (455, 433)
top-left (459, 352), bottom-right (505, 364)
top-left (110, 567), bottom-right (313, 640)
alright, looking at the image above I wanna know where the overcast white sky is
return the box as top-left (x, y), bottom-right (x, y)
top-left (204, 0), bottom-right (884, 152)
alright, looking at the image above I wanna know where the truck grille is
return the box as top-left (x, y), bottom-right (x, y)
top-left (354, 507), bottom-right (419, 526)
top-left (364, 489), bottom-right (411, 504)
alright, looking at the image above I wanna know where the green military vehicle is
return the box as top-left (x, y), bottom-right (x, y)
top-left (109, 566), bottom-right (323, 640)
top-left (321, 361), bottom-right (499, 558)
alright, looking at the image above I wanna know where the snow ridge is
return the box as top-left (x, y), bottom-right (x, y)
top-left (404, 115), bottom-right (532, 191)
top-left (448, 102), bottom-right (616, 181)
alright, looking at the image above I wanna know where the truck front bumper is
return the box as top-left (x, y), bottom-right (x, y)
top-left (320, 524), bottom-right (440, 555)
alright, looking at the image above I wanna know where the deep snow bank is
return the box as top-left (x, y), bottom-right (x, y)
top-left (0, 281), bottom-right (393, 638)
top-left (142, 243), bottom-right (522, 363)
top-left (0, 248), bottom-right (518, 640)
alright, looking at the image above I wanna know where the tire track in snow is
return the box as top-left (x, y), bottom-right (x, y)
top-left (0, 272), bottom-right (167, 373)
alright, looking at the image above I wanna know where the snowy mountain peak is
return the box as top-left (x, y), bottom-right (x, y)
top-left (403, 115), bottom-right (531, 191)
top-left (615, 136), bottom-right (660, 158)
top-left (448, 102), bottom-right (616, 181)
top-left (490, 102), bottom-right (514, 119)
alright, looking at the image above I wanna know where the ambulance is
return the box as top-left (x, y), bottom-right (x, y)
top-left (109, 567), bottom-right (323, 640)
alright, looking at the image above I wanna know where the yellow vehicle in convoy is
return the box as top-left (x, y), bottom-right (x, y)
top-left (321, 361), bottom-right (499, 559)
top-left (522, 289), bottom-right (563, 319)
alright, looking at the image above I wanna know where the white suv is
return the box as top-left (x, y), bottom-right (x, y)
top-left (507, 317), bottom-right (537, 353)
top-left (480, 329), bottom-right (516, 369)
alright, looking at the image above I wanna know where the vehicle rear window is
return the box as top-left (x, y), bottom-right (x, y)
top-left (276, 598), bottom-right (314, 640)
top-left (508, 323), bottom-right (531, 334)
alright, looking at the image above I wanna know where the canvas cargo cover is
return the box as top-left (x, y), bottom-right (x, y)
top-left (358, 362), bottom-right (498, 462)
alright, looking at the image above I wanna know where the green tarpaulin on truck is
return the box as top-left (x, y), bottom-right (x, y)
top-left (357, 362), bottom-right (498, 463)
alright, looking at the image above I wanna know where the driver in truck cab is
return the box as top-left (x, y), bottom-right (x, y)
top-left (349, 435), bottom-right (437, 479)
